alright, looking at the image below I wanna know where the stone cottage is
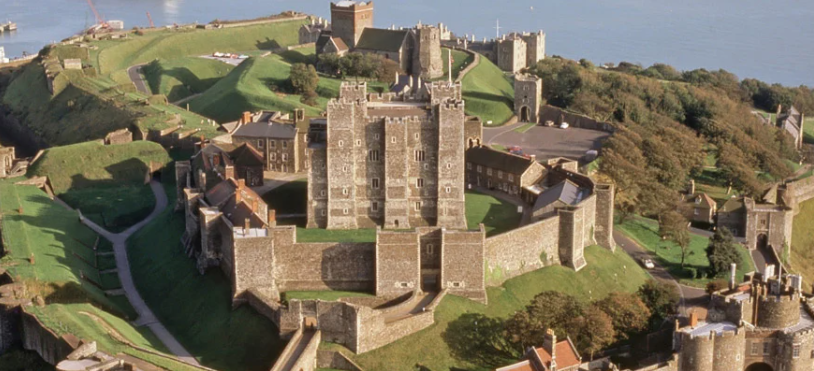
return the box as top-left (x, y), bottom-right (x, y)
top-left (680, 193), bottom-right (717, 224)
top-left (464, 145), bottom-right (545, 198)
top-left (231, 110), bottom-right (310, 174)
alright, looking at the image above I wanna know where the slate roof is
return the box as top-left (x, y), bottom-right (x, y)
top-left (316, 31), bottom-right (333, 52)
top-left (231, 143), bottom-right (265, 167)
top-left (720, 197), bottom-right (745, 213)
top-left (466, 146), bottom-right (535, 175)
top-left (356, 28), bottom-right (409, 52)
top-left (533, 180), bottom-right (584, 212)
top-left (233, 121), bottom-right (297, 139)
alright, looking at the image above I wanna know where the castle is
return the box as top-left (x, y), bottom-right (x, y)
top-left (306, 1), bottom-right (445, 80)
top-left (444, 31), bottom-right (546, 73)
top-left (656, 265), bottom-right (814, 371)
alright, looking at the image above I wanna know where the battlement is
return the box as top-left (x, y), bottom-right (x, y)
top-left (384, 116), bottom-right (423, 125)
top-left (441, 101), bottom-right (465, 111)
top-left (758, 291), bottom-right (801, 304)
top-left (331, 1), bottom-right (373, 11)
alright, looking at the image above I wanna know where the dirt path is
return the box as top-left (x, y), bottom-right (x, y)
top-left (79, 181), bottom-right (200, 366)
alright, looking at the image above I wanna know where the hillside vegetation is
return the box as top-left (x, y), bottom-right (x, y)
top-left (28, 141), bottom-right (171, 231)
top-left (143, 57), bottom-right (235, 102)
top-left (461, 56), bottom-right (514, 126)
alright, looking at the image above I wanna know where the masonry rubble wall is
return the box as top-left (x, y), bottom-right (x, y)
top-left (21, 309), bottom-right (76, 365)
top-left (316, 349), bottom-right (364, 371)
top-left (484, 216), bottom-right (559, 285)
top-left (539, 105), bottom-right (615, 132)
top-left (288, 330), bottom-right (321, 371)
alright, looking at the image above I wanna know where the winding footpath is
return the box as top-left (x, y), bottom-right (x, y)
top-left (80, 181), bottom-right (200, 366)
top-left (127, 64), bottom-right (150, 95)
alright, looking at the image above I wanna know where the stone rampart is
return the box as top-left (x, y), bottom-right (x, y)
top-left (317, 349), bottom-right (364, 371)
top-left (484, 217), bottom-right (559, 285)
top-left (276, 241), bottom-right (376, 292)
top-left (678, 330), bottom-right (715, 371)
top-left (375, 230), bottom-right (420, 296)
top-left (21, 309), bottom-right (77, 364)
top-left (270, 327), bottom-right (305, 371)
top-left (756, 293), bottom-right (801, 329)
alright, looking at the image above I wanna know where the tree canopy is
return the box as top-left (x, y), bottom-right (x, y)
top-left (706, 227), bottom-right (742, 277)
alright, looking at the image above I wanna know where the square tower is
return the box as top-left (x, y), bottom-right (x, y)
top-left (521, 31), bottom-right (546, 68)
top-left (330, 1), bottom-right (374, 49)
top-left (411, 25), bottom-right (443, 79)
top-left (514, 74), bottom-right (542, 123)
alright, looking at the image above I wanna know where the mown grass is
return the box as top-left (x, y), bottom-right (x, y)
top-left (513, 123), bottom-right (536, 133)
top-left (791, 198), bottom-right (814, 283)
top-left (142, 57), bottom-right (235, 102)
top-left (0, 178), bottom-right (133, 318)
top-left (441, 48), bottom-right (474, 81)
top-left (60, 184), bottom-right (155, 233)
top-left (346, 245), bottom-right (649, 371)
top-left (282, 290), bottom-right (374, 303)
top-left (616, 216), bottom-right (753, 287)
top-left (461, 55), bottom-right (514, 126)
top-left (803, 116), bottom-right (814, 144)
top-left (128, 187), bottom-right (285, 371)
top-left (465, 190), bottom-right (521, 236)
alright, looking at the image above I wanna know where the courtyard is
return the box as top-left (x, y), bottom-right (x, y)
top-left (484, 122), bottom-right (609, 162)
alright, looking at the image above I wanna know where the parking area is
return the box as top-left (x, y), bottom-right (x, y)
top-left (484, 122), bottom-right (610, 162)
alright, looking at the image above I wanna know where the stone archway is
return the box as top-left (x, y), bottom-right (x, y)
top-left (520, 106), bottom-right (531, 122)
top-left (757, 233), bottom-right (769, 251)
top-left (745, 362), bottom-right (773, 371)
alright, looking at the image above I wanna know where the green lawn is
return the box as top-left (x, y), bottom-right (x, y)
top-left (490, 144), bottom-right (507, 152)
top-left (694, 168), bottom-right (737, 205)
top-left (461, 55), bottom-right (514, 126)
top-left (296, 228), bottom-right (378, 243)
top-left (513, 123), bottom-right (536, 133)
top-left (60, 184), bottom-right (155, 233)
top-left (791, 198), bottom-right (814, 283)
top-left (616, 216), bottom-right (753, 287)
top-left (346, 245), bottom-right (649, 371)
top-left (142, 57), bottom-right (235, 102)
top-left (282, 290), bottom-right (374, 303)
top-left (261, 178), bottom-right (307, 216)
top-left (465, 190), bottom-right (521, 236)
top-left (127, 187), bottom-right (285, 371)
top-left (441, 48), bottom-right (474, 81)
top-left (803, 116), bottom-right (814, 144)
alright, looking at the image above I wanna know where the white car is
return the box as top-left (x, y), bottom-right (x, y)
top-left (559, 122), bottom-right (570, 129)
top-left (642, 258), bottom-right (655, 269)
top-left (238, 55), bottom-right (249, 59)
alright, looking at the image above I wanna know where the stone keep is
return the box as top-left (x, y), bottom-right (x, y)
top-left (514, 74), bottom-right (542, 123)
top-left (411, 25), bottom-right (443, 80)
top-left (307, 81), bottom-right (468, 230)
top-left (330, 1), bottom-right (374, 49)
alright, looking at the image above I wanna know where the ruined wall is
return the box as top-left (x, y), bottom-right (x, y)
top-left (441, 228), bottom-right (486, 302)
top-left (375, 231), bottom-right (420, 296)
top-left (103, 128), bottom-right (132, 145)
top-left (484, 217), bottom-right (559, 285)
top-left (21, 310), bottom-right (76, 365)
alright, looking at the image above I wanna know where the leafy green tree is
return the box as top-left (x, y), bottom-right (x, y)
top-left (574, 304), bottom-right (615, 360)
top-left (594, 292), bottom-right (651, 341)
top-left (637, 279), bottom-right (679, 327)
top-left (289, 63), bottom-right (319, 105)
top-left (443, 313), bottom-right (515, 365)
top-left (706, 227), bottom-right (741, 277)
top-left (659, 210), bottom-right (691, 268)
top-left (504, 291), bottom-right (583, 353)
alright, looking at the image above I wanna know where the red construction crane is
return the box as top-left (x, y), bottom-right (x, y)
top-left (85, 0), bottom-right (105, 26)
top-left (146, 12), bottom-right (155, 28)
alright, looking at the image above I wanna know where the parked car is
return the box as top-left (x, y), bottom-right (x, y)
top-left (544, 120), bottom-right (555, 127)
top-left (559, 122), bottom-right (570, 129)
top-left (641, 258), bottom-right (655, 269)
top-left (238, 54), bottom-right (249, 59)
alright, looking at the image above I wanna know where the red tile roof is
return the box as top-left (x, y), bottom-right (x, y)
top-left (495, 360), bottom-right (535, 371)
top-left (534, 341), bottom-right (581, 369)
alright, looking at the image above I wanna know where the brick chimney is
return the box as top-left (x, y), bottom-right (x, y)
top-left (242, 111), bottom-right (252, 125)
top-left (542, 329), bottom-right (556, 360)
top-left (252, 198), bottom-right (258, 212)
top-left (238, 178), bottom-right (245, 190)
top-left (729, 263), bottom-right (737, 290)
top-left (244, 218), bottom-right (251, 233)
top-left (689, 311), bottom-right (698, 328)
top-left (235, 188), bottom-right (242, 203)
top-left (224, 165), bottom-right (235, 179)
top-left (268, 209), bottom-right (276, 227)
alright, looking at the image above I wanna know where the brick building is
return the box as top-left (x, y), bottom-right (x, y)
top-left (231, 110), bottom-right (310, 173)
top-left (680, 193), bottom-right (717, 224)
top-left (495, 330), bottom-right (582, 371)
top-left (464, 145), bottom-right (545, 197)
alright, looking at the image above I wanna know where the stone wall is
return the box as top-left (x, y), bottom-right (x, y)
top-left (412, 26), bottom-right (443, 79)
top-left (375, 230), bottom-right (420, 296)
top-left (539, 105), bottom-right (615, 133)
top-left (756, 293), bottom-right (800, 329)
top-left (103, 128), bottom-right (132, 145)
top-left (276, 240), bottom-right (376, 292)
top-left (677, 331), bottom-right (715, 371)
top-left (441, 228), bottom-right (486, 302)
top-left (484, 217), bottom-right (559, 285)
top-left (316, 350), bottom-right (364, 371)
top-left (21, 309), bottom-right (76, 365)
top-left (231, 228), bottom-right (276, 299)
top-left (594, 184), bottom-right (615, 250)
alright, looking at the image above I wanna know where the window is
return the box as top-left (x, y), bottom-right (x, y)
top-left (342, 187), bottom-right (348, 195)
top-left (371, 202), bottom-right (379, 212)
top-left (498, 171), bottom-right (503, 179)
top-left (415, 133), bottom-right (419, 140)
top-left (445, 186), bottom-right (451, 193)
top-left (257, 140), bottom-right (264, 148)
top-left (372, 178), bottom-right (380, 189)
top-left (694, 208), bottom-right (700, 216)
top-left (477, 165), bottom-right (482, 173)
top-left (415, 150), bottom-right (425, 161)
top-left (320, 190), bottom-right (326, 197)
top-left (338, 140), bottom-right (344, 147)
top-left (466, 163), bottom-right (472, 170)
top-left (446, 163), bottom-right (451, 169)
top-left (487, 168), bottom-right (493, 176)
top-left (270, 164), bottom-right (276, 171)
top-left (369, 150), bottom-right (379, 162)
top-left (343, 165), bottom-right (348, 172)
top-left (270, 140), bottom-right (276, 148)
top-left (321, 209), bottom-right (326, 216)
top-left (508, 174), bottom-right (514, 182)
top-left (282, 141), bottom-right (287, 149)
top-left (282, 164), bottom-right (288, 172)
top-left (793, 344), bottom-right (801, 358)
top-left (282, 153), bottom-right (288, 161)
top-left (356, 139), bottom-right (361, 146)
top-left (426, 244), bottom-right (434, 255)
top-left (415, 202), bottom-right (422, 211)
top-left (763, 342), bottom-right (770, 355)
top-left (271, 153), bottom-right (276, 161)
top-left (695, 197), bottom-right (701, 204)
top-left (343, 208), bottom-right (349, 215)
top-left (391, 136), bottom-right (397, 143)
top-left (416, 178), bottom-right (424, 188)
top-left (374, 133), bottom-right (380, 140)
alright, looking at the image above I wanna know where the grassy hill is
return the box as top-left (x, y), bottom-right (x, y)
top-left (791, 198), bottom-right (814, 281)
top-left (461, 56), bottom-right (515, 126)
top-left (28, 141), bottom-right (171, 232)
top-left (346, 245), bottom-right (649, 371)
top-left (143, 57), bottom-right (235, 102)
top-left (441, 48), bottom-right (475, 81)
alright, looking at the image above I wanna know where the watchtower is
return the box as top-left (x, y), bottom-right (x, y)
top-left (514, 74), bottom-right (542, 123)
top-left (412, 25), bottom-right (443, 80)
top-left (330, 1), bottom-right (374, 49)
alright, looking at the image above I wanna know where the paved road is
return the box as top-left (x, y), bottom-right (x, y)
top-left (613, 231), bottom-right (708, 318)
top-left (483, 122), bottom-right (608, 162)
top-left (127, 64), bottom-right (150, 95)
top-left (80, 181), bottom-right (200, 366)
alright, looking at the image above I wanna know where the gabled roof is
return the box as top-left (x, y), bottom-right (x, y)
top-left (533, 180), bottom-right (584, 212)
top-left (356, 28), bottom-right (409, 52)
top-left (330, 37), bottom-right (349, 52)
top-left (720, 197), bottom-right (745, 213)
top-left (533, 341), bottom-right (581, 370)
top-left (220, 197), bottom-right (266, 228)
top-left (688, 193), bottom-right (716, 209)
top-left (495, 360), bottom-right (535, 371)
top-left (466, 146), bottom-right (536, 175)
top-left (233, 120), bottom-right (297, 139)
top-left (316, 31), bottom-right (334, 53)
top-left (231, 143), bottom-right (265, 168)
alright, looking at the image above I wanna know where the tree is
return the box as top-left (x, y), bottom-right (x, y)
top-left (443, 313), bottom-right (515, 365)
top-left (289, 63), bottom-right (319, 106)
top-left (504, 291), bottom-right (584, 353)
top-left (706, 227), bottom-right (741, 277)
top-left (637, 279), bottom-right (679, 328)
top-left (659, 210), bottom-right (691, 268)
top-left (574, 304), bottom-right (615, 360)
top-left (594, 292), bottom-right (651, 341)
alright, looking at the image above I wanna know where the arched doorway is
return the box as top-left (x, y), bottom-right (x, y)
top-left (745, 362), bottom-right (773, 371)
top-left (520, 106), bottom-right (530, 122)
top-left (757, 233), bottom-right (769, 251)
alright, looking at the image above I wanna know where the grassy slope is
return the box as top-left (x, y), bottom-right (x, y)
top-left (617, 216), bottom-right (753, 287)
top-left (143, 57), bottom-right (235, 102)
top-left (803, 116), bottom-right (814, 144)
top-left (441, 48), bottom-right (474, 81)
top-left (27, 141), bottom-right (171, 232)
top-left (0, 178), bottom-right (133, 318)
top-left (348, 245), bottom-right (649, 371)
top-left (96, 19), bottom-right (306, 75)
top-left (461, 55), bottom-right (514, 126)
top-left (127, 187), bottom-right (284, 371)
top-left (465, 190), bottom-right (521, 236)
top-left (791, 198), bottom-right (814, 281)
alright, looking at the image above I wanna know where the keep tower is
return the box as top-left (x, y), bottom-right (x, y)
top-left (330, 1), bottom-right (374, 49)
